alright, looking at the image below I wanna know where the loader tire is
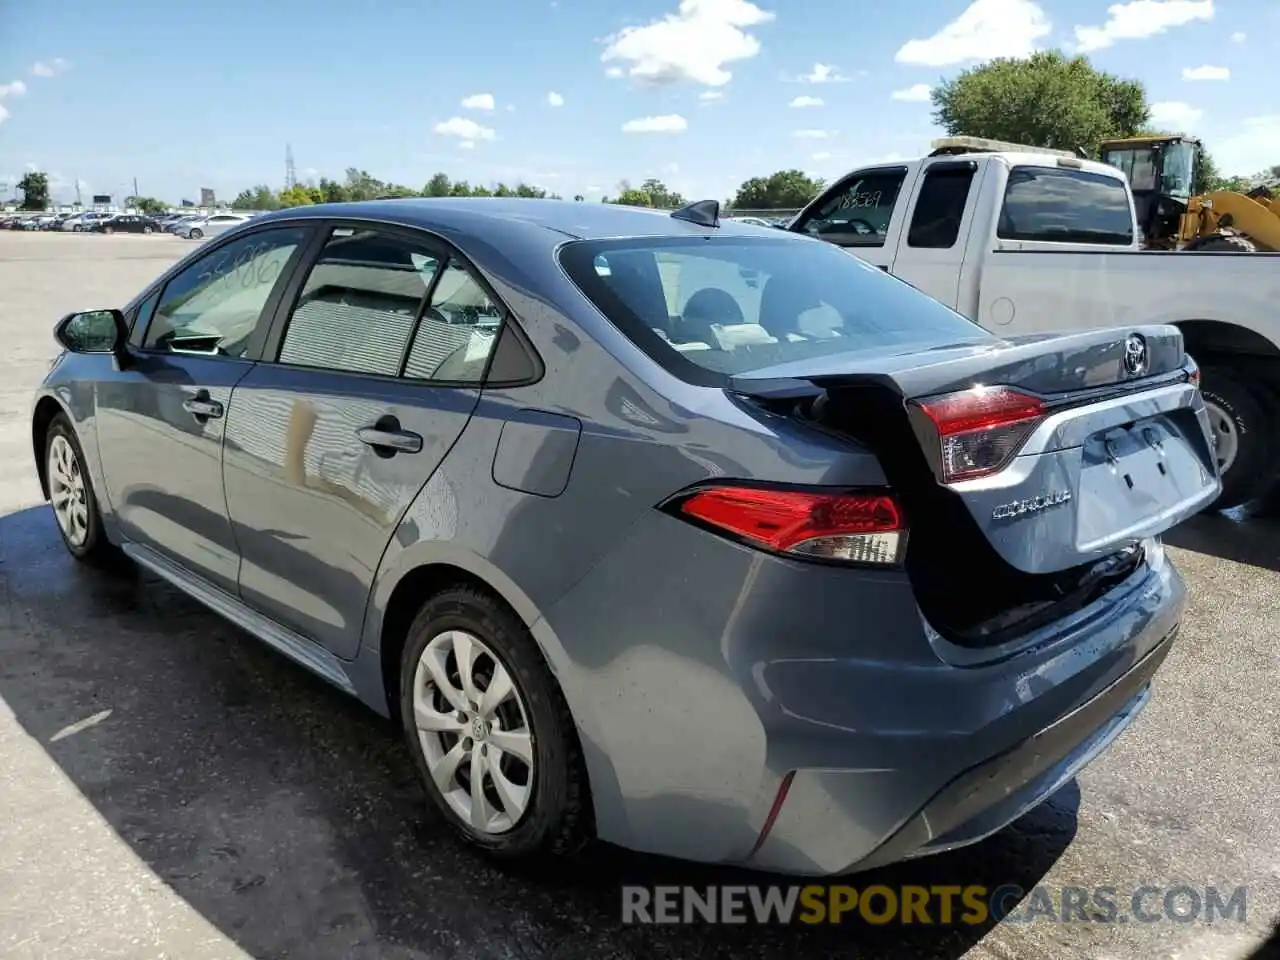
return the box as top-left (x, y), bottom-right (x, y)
top-left (1184, 233), bottom-right (1257, 253)
top-left (1199, 367), bottom-right (1278, 511)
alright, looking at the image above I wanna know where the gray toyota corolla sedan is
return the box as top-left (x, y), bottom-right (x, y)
top-left (31, 198), bottom-right (1219, 876)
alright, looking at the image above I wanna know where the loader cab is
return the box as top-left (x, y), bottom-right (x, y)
top-left (1099, 135), bottom-right (1200, 249)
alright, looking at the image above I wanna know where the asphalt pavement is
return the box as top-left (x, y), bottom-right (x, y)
top-left (0, 232), bottom-right (1277, 960)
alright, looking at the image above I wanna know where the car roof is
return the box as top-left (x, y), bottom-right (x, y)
top-left (251, 197), bottom-right (797, 244)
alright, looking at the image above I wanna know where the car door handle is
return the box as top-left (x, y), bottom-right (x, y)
top-left (182, 396), bottom-right (223, 419)
top-left (356, 426), bottom-right (423, 454)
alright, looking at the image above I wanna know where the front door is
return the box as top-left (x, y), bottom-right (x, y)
top-left (95, 224), bottom-right (313, 593)
top-left (223, 225), bottom-right (505, 658)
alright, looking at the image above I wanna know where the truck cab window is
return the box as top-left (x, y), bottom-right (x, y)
top-left (793, 169), bottom-right (907, 248)
top-left (997, 167), bottom-right (1134, 245)
top-left (907, 165), bottom-right (976, 249)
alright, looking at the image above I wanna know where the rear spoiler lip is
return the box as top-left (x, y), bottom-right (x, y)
top-left (727, 361), bottom-right (1199, 406)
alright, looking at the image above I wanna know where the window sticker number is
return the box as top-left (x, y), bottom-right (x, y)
top-left (838, 190), bottom-right (883, 210)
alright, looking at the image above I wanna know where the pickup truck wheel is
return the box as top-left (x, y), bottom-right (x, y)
top-left (1199, 368), bottom-right (1279, 510)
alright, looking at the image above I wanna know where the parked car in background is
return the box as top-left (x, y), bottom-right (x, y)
top-left (85, 214), bottom-right (162, 235)
top-left (32, 197), bottom-right (1214, 876)
top-left (175, 212), bottom-right (251, 239)
top-left (730, 216), bottom-right (774, 227)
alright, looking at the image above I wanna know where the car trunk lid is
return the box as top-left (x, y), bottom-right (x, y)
top-left (730, 324), bottom-right (1218, 645)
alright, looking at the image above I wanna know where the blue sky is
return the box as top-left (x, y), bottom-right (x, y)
top-left (1, 0), bottom-right (1276, 205)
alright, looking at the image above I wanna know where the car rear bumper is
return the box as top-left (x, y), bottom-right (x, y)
top-left (539, 511), bottom-right (1185, 875)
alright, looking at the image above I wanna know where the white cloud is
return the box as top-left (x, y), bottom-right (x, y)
top-left (785, 62), bottom-right (850, 83)
top-left (1074, 0), bottom-right (1214, 53)
top-left (548, 91), bottom-right (565, 106)
top-left (811, 151), bottom-right (832, 160)
top-left (1213, 115), bottom-right (1280, 176)
top-left (1149, 100), bottom-right (1203, 128)
top-left (25, 162), bottom-right (37, 171)
top-left (605, 66), bottom-right (624, 78)
top-left (0, 105), bottom-right (8, 125)
top-left (896, 0), bottom-right (1050, 66)
top-left (793, 128), bottom-right (832, 139)
top-left (302, 167), bottom-right (319, 178)
top-left (461, 93), bottom-right (495, 111)
top-left (600, 0), bottom-right (775, 87)
top-left (585, 185), bottom-right (603, 193)
top-left (621, 114), bottom-right (688, 133)
top-left (433, 117), bottom-right (497, 149)
top-left (0, 80), bottom-right (27, 98)
top-left (699, 90), bottom-right (724, 101)
top-left (1181, 64), bottom-right (1229, 80)
top-left (891, 83), bottom-right (933, 102)
top-left (789, 95), bottom-right (824, 107)
top-left (1230, 30), bottom-right (1246, 42)
top-left (30, 58), bottom-right (69, 77)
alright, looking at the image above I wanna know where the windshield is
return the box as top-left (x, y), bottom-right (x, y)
top-left (558, 236), bottom-right (988, 382)
top-left (1159, 140), bottom-right (1196, 199)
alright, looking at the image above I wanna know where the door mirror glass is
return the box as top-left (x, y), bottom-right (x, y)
top-left (55, 309), bottom-right (127, 354)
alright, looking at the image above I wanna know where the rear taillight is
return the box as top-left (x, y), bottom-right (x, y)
top-left (666, 483), bottom-right (906, 565)
top-left (1186, 355), bottom-right (1201, 386)
top-left (914, 385), bottom-right (1045, 483)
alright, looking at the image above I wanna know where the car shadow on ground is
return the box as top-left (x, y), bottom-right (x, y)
top-left (0, 503), bottom-right (1081, 960)
top-left (1165, 509), bottom-right (1280, 573)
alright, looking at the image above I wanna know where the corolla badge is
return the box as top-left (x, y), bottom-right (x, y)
top-left (1123, 334), bottom-right (1149, 377)
top-left (992, 490), bottom-right (1073, 520)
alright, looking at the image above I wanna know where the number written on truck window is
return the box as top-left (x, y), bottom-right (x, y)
top-left (793, 169), bottom-right (908, 248)
top-left (997, 167), bottom-right (1134, 245)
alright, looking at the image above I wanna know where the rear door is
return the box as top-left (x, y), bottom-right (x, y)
top-left (788, 166), bottom-right (916, 271)
top-left (222, 223), bottom-right (509, 658)
top-left (95, 224), bottom-right (315, 593)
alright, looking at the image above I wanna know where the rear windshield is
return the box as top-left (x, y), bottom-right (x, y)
top-left (557, 236), bottom-right (987, 382)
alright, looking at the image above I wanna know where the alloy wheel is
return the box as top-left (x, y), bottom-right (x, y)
top-left (48, 434), bottom-right (89, 547)
top-left (411, 629), bottom-right (535, 834)
top-left (1203, 397), bottom-right (1240, 475)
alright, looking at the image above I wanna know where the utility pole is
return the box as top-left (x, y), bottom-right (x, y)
top-left (285, 143), bottom-right (297, 190)
top-left (75, 178), bottom-right (82, 207)
top-left (132, 177), bottom-right (139, 200)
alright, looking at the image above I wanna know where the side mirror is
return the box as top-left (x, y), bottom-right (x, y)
top-left (54, 309), bottom-right (130, 361)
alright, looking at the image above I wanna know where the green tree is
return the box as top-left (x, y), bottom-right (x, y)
top-left (17, 171), bottom-right (50, 211)
top-left (605, 178), bottom-right (681, 207)
top-left (344, 167), bottom-right (385, 201)
top-left (278, 184), bottom-right (322, 207)
top-left (931, 51), bottom-right (1149, 153)
top-left (232, 185), bottom-right (279, 211)
top-left (317, 177), bottom-right (349, 203)
top-left (733, 170), bottom-right (824, 210)
top-left (423, 173), bottom-right (452, 197)
top-left (125, 196), bottom-right (167, 215)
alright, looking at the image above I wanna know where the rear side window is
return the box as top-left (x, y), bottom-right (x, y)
top-left (907, 164), bottom-right (976, 249)
top-left (997, 167), bottom-right (1133, 245)
top-left (278, 229), bottom-right (442, 375)
top-left (792, 168), bottom-right (908, 247)
top-left (402, 260), bottom-right (504, 383)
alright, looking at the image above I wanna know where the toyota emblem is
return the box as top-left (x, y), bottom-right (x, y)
top-left (1123, 334), bottom-right (1148, 377)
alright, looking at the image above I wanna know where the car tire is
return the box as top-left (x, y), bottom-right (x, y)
top-left (189, 228), bottom-right (203, 240)
top-left (398, 584), bottom-right (592, 861)
top-left (143, 226), bottom-right (153, 234)
top-left (1199, 366), bottom-right (1279, 510)
top-left (44, 414), bottom-right (124, 567)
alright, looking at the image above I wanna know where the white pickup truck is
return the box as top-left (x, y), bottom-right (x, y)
top-left (787, 137), bottom-right (1280, 511)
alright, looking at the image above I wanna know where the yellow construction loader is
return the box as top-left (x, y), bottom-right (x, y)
top-left (1098, 134), bottom-right (1280, 252)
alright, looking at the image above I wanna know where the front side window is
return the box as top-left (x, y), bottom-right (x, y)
top-left (560, 236), bottom-right (987, 382)
top-left (278, 229), bottom-right (442, 376)
top-left (144, 226), bottom-right (307, 356)
top-left (997, 166), bottom-right (1134, 245)
top-left (792, 168), bottom-right (908, 247)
